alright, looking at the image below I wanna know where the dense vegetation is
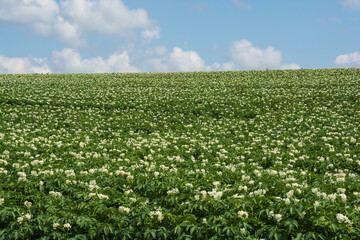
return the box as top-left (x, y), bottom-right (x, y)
top-left (0, 69), bottom-right (359, 239)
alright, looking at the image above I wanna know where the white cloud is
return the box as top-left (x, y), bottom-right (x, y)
top-left (206, 39), bottom-right (300, 71)
top-left (60, 0), bottom-right (159, 39)
top-left (340, 0), bottom-right (360, 9)
top-left (0, 0), bottom-right (83, 47)
top-left (0, 55), bottom-right (51, 74)
top-left (53, 17), bottom-right (84, 47)
top-left (168, 47), bottom-right (206, 72)
top-left (281, 63), bottom-right (301, 70)
top-left (0, 0), bottom-right (159, 46)
top-left (141, 26), bottom-right (161, 42)
top-left (229, 39), bottom-right (282, 69)
top-left (206, 62), bottom-right (236, 71)
top-left (52, 48), bottom-right (138, 73)
top-left (335, 51), bottom-right (360, 67)
top-left (135, 46), bottom-right (206, 72)
top-left (0, 0), bottom-right (59, 23)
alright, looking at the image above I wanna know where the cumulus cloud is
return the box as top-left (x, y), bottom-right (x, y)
top-left (135, 46), bottom-right (206, 72)
top-left (340, 0), bottom-right (360, 9)
top-left (335, 51), bottom-right (360, 67)
top-left (0, 0), bottom-right (59, 23)
top-left (53, 17), bottom-right (84, 47)
top-left (0, 45), bottom-right (206, 74)
top-left (0, 0), bottom-right (159, 47)
top-left (0, 55), bottom-right (51, 74)
top-left (141, 26), bottom-right (161, 42)
top-left (168, 47), bottom-right (206, 72)
top-left (50, 46), bottom-right (206, 73)
top-left (133, 40), bottom-right (299, 73)
top-left (52, 48), bottom-right (138, 73)
top-left (206, 39), bottom-right (300, 71)
top-left (228, 39), bottom-right (282, 69)
top-left (60, 0), bottom-right (160, 41)
top-left (0, 0), bottom-right (82, 46)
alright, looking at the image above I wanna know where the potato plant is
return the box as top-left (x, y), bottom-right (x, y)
top-left (0, 69), bottom-right (359, 239)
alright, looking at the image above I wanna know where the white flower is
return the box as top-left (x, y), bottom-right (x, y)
top-left (24, 201), bottom-right (32, 208)
top-left (88, 193), bottom-right (96, 198)
top-left (238, 186), bottom-right (248, 191)
top-left (274, 214), bottom-right (282, 222)
top-left (167, 188), bottom-right (179, 195)
top-left (149, 211), bottom-right (164, 222)
top-left (24, 214), bottom-right (32, 220)
top-left (125, 190), bottom-right (133, 195)
top-left (339, 193), bottom-right (347, 202)
top-left (63, 223), bottom-right (71, 229)
top-left (201, 190), bottom-right (207, 198)
top-left (53, 222), bottom-right (60, 229)
top-left (119, 206), bottom-right (131, 213)
top-left (213, 181), bottom-right (221, 188)
top-left (313, 201), bottom-right (320, 207)
top-left (336, 177), bottom-right (345, 182)
top-left (17, 172), bottom-right (26, 177)
top-left (213, 191), bottom-right (223, 200)
top-left (327, 193), bottom-right (337, 202)
top-left (337, 188), bottom-right (346, 194)
top-left (336, 213), bottom-right (353, 226)
top-left (286, 190), bottom-right (294, 198)
top-left (97, 194), bottom-right (109, 200)
top-left (49, 191), bottom-right (62, 198)
top-left (251, 189), bottom-right (266, 197)
top-left (237, 211), bottom-right (249, 219)
top-left (312, 188), bottom-right (319, 194)
top-left (17, 216), bottom-right (24, 223)
top-left (0, 198), bottom-right (4, 205)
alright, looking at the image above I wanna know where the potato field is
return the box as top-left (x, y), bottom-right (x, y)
top-left (0, 69), bottom-right (360, 239)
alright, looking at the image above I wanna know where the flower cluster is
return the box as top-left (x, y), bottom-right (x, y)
top-left (64, 223), bottom-right (72, 230)
top-left (268, 211), bottom-right (282, 222)
top-left (88, 193), bottom-right (109, 200)
top-left (149, 210), bottom-right (164, 222)
top-left (336, 213), bottom-right (353, 226)
top-left (49, 191), bottom-right (62, 198)
top-left (167, 188), bottom-right (179, 195)
top-left (24, 200), bottom-right (32, 208)
top-left (17, 213), bottom-right (32, 224)
top-left (237, 211), bottom-right (249, 219)
top-left (119, 206), bottom-right (131, 214)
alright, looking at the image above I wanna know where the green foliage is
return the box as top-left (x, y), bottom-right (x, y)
top-left (0, 69), bottom-right (360, 239)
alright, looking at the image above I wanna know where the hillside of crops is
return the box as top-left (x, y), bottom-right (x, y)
top-left (0, 69), bottom-right (360, 239)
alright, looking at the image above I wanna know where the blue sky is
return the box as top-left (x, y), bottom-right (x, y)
top-left (0, 0), bottom-right (360, 73)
